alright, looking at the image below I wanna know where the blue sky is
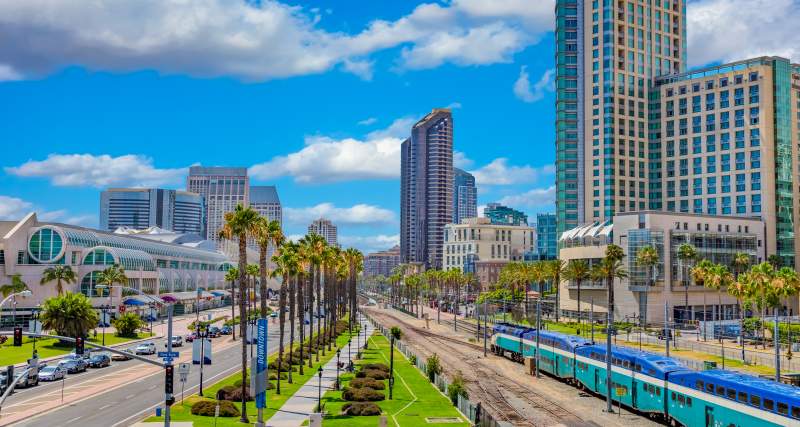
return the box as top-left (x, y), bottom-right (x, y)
top-left (0, 0), bottom-right (796, 253)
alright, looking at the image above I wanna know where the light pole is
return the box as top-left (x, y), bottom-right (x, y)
top-left (363, 323), bottom-right (368, 350)
top-left (317, 366), bottom-right (323, 413)
top-left (0, 290), bottom-right (32, 313)
top-left (347, 338), bottom-right (351, 363)
top-left (198, 324), bottom-right (208, 397)
top-left (32, 306), bottom-right (40, 359)
top-left (101, 305), bottom-right (108, 346)
top-left (335, 349), bottom-right (341, 390)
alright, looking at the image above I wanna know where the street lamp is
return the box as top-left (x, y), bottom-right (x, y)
top-left (317, 366), bottom-right (323, 413)
top-left (0, 290), bottom-right (32, 313)
top-left (198, 324), bottom-right (208, 397)
top-left (31, 306), bottom-right (41, 359)
top-left (363, 323), bottom-right (368, 350)
top-left (347, 338), bottom-right (351, 362)
top-left (100, 305), bottom-right (109, 346)
top-left (335, 349), bottom-right (341, 390)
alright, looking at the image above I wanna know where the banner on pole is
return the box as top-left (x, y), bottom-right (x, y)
top-left (255, 318), bottom-right (268, 408)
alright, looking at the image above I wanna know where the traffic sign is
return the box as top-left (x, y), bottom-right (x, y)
top-left (178, 363), bottom-right (191, 375)
top-left (615, 387), bottom-right (626, 397)
top-left (162, 357), bottom-right (174, 363)
top-left (158, 351), bottom-right (180, 358)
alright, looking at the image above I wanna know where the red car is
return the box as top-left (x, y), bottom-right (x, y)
top-left (184, 333), bottom-right (197, 342)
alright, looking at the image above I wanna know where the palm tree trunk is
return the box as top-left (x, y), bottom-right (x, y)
top-left (316, 265), bottom-right (323, 357)
top-left (288, 275), bottom-right (296, 383)
top-left (237, 238), bottom-right (249, 423)
top-left (297, 274), bottom-right (305, 376)
top-left (277, 274), bottom-right (287, 394)
top-left (259, 247), bottom-right (268, 318)
top-left (307, 273), bottom-right (314, 368)
top-left (230, 279), bottom-right (236, 341)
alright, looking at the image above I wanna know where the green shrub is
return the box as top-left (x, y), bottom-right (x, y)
top-left (426, 353), bottom-right (442, 382)
top-left (349, 378), bottom-right (385, 390)
top-left (342, 386), bottom-right (385, 402)
top-left (447, 371), bottom-right (468, 405)
top-left (409, 355), bottom-right (417, 365)
top-left (190, 400), bottom-right (240, 417)
top-left (218, 385), bottom-right (253, 402)
top-left (355, 369), bottom-right (389, 380)
top-left (113, 313), bottom-right (144, 338)
top-left (361, 363), bottom-right (389, 373)
top-left (342, 402), bottom-right (381, 416)
top-left (269, 372), bottom-right (288, 380)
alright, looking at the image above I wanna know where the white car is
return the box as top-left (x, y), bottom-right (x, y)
top-left (38, 366), bottom-right (65, 382)
top-left (134, 342), bottom-right (156, 355)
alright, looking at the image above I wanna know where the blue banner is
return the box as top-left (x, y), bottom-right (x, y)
top-left (256, 318), bottom-right (268, 408)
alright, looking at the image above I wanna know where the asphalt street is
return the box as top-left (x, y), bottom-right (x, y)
top-left (4, 312), bottom-right (305, 427)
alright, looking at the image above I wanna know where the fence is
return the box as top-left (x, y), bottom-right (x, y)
top-left (365, 312), bottom-right (506, 426)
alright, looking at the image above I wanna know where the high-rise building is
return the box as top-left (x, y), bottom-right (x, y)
top-left (484, 203), bottom-right (528, 226)
top-left (308, 218), bottom-right (338, 247)
top-left (187, 166), bottom-right (249, 244)
top-left (554, 0), bottom-right (687, 234)
top-left (535, 213), bottom-right (557, 260)
top-left (100, 188), bottom-right (204, 235)
top-left (364, 245), bottom-right (401, 278)
top-left (452, 168), bottom-right (477, 224)
top-left (249, 185), bottom-right (282, 226)
top-left (400, 108), bottom-right (454, 269)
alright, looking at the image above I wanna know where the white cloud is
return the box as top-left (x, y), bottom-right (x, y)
top-left (5, 154), bottom-right (186, 188)
top-left (453, 151), bottom-right (474, 169)
top-left (250, 117), bottom-right (413, 183)
top-left (0, 0), bottom-right (554, 81)
top-left (338, 234), bottom-right (399, 253)
top-left (0, 195), bottom-right (33, 220)
top-left (513, 66), bottom-right (554, 103)
top-left (357, 117), bottom-right (378, 126)
top-left (469, 158), bottom-right (554, 185)
top-left (0, 195), bottom-right (95, 226)
top-left (446, 102), bottom-right (462, 109)
top-left (477, 204), bottom-right (486, 217)
top-left (0, 64), bottom-right (21, 81)
top-left (687, 0), bottom-right (800, 66)
top-left (284, 203), bottom-right (395, 226)
top-left (498, 186), bottom-right (556, 209)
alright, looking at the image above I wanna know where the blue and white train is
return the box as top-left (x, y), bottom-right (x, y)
top-left (490, 322), bottom-right (800, 426)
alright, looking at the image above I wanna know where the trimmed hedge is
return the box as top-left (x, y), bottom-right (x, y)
top-left (342, 402), bottom-right (381, 416)
top-left (360, 363), bottom-right (389, 373)
top-left (342, 386), bottom-right (385, 402)
top-left (349, 378), bottom-right (385, 390)
top-left (190, 400), bottom-right (240, 417)
top-left (355, 369), bottom-right (390, 380)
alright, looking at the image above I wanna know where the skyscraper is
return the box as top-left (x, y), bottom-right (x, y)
top-left (452, 168), bottom-right (477, 224)
top-left (400, 108), bottom-right (454, 269)
top-left (308, 218), bottom-right (338, 247)
top-left (249, 185), bottom-right (282, 226)
top-left (187, 166), bottom-right (249, 244)
top-left (484, 203), bottom-right (528, 226)
top-left (100, 188), bottom-right (204, 235)
top-left (554, 0), bottom-right (687, 233)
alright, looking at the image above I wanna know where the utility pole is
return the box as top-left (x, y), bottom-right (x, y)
top-left (775, 308), bottom-right (781, 382)
top-left (165, 304), bottom-right (174, 427)
top-left (590, 298), bottom-right (594, 343)
top-left (535, 298), bottom-right (541, 378)
top-left (483, 298), bottom-right (488, 357)
top-left (664, 301), bottom-right (670, 358)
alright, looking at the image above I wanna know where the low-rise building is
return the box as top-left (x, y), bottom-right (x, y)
top-left (558, 211), bottom-right (766, 325)
top-left (364, 245), bottom-right (401, 278)
top-left (443, 218), bottom-right (534, 287)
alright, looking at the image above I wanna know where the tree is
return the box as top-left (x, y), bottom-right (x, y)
top-left (704, 264), bottom-right (734, 344)
top-left (635, 245), bottom-right (659, 328)
top-left (590, 244), bottom-right (627, 413)
top-left (732, 252), bottom-right (751, 279)
top-left (562, 260), bottom-right (591, 325)
top-left (224, 267), bottom-right (239, 340)
top-left (748, 262), bottom-right (776, 349)
top-left (389, 326), bottom-right (402, 399)
top-left (246, 263), bottom-right (260, 316)
top-left (677, 244), bottom-right (697, 322)
top-left (96, 264), bottom-right (128, 316)
top-left (40, 292), bottom-right (99, 339)
top-left (0, 274), bottom-right (28, 298)
top-left (254, 217), bottom-right (283, 319)
top-left (271, 242), bottom-right (297, 394)
top-left (546, 260), bottom-right (566, 322)
top-left (344, 248), bottom-right (364, 330)
top-left (40, 265), bottom-right (77, 296)
top-left (303, 233), bottom-right (327, 361)
top-left (113, 312), bottom-right (144, 337)
top-left (768, 254), bottom-right (783, 269)
top-left (728, 272), bottom-right (751, 360)
top-left (771, 267), bottom-right (799, 380)
top-left (218, 203), bottom-right (260, 423)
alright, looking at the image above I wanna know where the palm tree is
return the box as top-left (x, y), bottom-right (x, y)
top-left (704, 264), bottom-right (733, 344)
top-left (562, 260), bottom-right (591, 326)
top-left (246, 263), bottom-right (260, 317)
top-left (40, 292), bottom-right (99, 338)
top-left (768, 254), bottom-right (783, 269)
top-left (547, 260), bottom-right (566, 322)
top-left (590, 244), bottom-right (627, 413)
top-left (97, 264), bottom-right (127, 318)
top-left (271, 243), bottom-right (295, 394)
top-left (636, 245), bottom-right (659, 327)
top-left (691, 259), bottom-right (714, 341)
top-left (728, 272), bottom-right (751, 360)
top-left (749, 262), bottom-right (776, 349)
top-left (677, 243), bottom-right (697, 323)
top-left (40, 265), bottom-right (77, 296)
top-left (218, 203), bottom-right (260, 424)
top-left (254, 217), bottom-right (283, 318)
top-left (305, 233), bottom-right (327, 360)
top-left (224, 267), bottom-right (238, 340)
top-left (0, 274), bottom-right (29, 298)
top-left (344, 248), bottom-right (363, 330)
top-left (771, 267), bottom-right (799, 380)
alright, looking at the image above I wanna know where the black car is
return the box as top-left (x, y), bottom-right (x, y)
top-left (207, 327), bottom-right (221, 338)
top-left (87, 354), bottom-right (111, 368)
top-left (14, 370), bottom-right (39, 388)
top-left (58, 358), bottom-right (88, 374)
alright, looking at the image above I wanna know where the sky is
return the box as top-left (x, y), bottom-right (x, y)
top-left (0, 0), bottom-right (798, 254)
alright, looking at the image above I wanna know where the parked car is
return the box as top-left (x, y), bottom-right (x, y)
top-left (207, 327), bottom-right (221, 338)
top-left (14, 369), bottom-right (39, 388)
top-left (58, 358), bottom-right (88, 374)
top-left (269, 312), bottom-right (278, 318)
top-left (38, 366), bottom-right (66, 382)
top-left (184, 333), bottom-right (197, 343)
top-left (112, 348), bottom-right (135, 361)
top-left (220, 326), bottom-right (232, 335)
top-left (168, 336), bottom-right (183, 347)
top-left (87, 353), bottom-right (111, 368)
top-left (134, 342), bottom-right (156, 355)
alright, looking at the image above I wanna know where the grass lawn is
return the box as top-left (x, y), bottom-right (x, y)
top-left (321, 333), bottom-right (469, 427)
top-left (145, 327), bottom-right (359, 426)
top-left (0, 333), bottom-right (152, 366)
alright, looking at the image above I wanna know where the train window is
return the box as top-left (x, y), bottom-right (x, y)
top-left (696, 380), bottom-right (704, 390)
top-left (671, 392), bottom-right (676, 401)
top-left (650, 385), bottom-right (656, 393)
top-left (750, 395), bottom-right (761, 407)
top-left (764, 399), bottom-right (774, 411)
top-left (648, 369), bottom-right (656, 376)
top-left (726, 388), bottom-right (736, 400)
top-left (656, 388), bottom-right (661, 396)
top-left (715, 385), bottom-right (725, 396)
top-left (738, 391), bottom-right (747, 402)
top-left (791, 406), bottom-right (800, 419)
top-left (686, 397), bottom-right (692, 407)
top-left (778, 403), bottom-right (788, 415)
top-left (678, 395), bottom-right (685, 405)
top-left (623, 360), bottom-right (630, 368)
top-left (706, 383), bottom-right (714, 393)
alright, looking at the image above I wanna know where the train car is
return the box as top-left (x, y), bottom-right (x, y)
top-left (490, 323), bottom-right (532, 362)
top-left (667, 369), bottom-right (800, 427)
top-left (520, 330), bottom-right (590, 380)
top-left (574, 344), bottom-right (690, 414)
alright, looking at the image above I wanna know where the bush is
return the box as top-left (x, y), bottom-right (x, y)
top-left (355, 369), bottom-right (389, 380)
top-left (409, 355), bottom-right (417, 366)
top-left (349, 378), bottom-right (385, 390)
top-left (191, 400), bottom-right (240, 417)
top-left (218, 385), bottom-right (253, 402)
top-left (342, 402), bottom-right (381, 416)
top-left (269, 372), bottom-right (288, 381)
top-left (342, 386), bottom-right (385, 402)
top-left (361, 363), bottom-right (389, 373)
top-left (447, 371), bottom-right (468, 405)
top-left (113, 313), bottom-right (144, 338)
top-left (426, 354), bottom-right (442, 382)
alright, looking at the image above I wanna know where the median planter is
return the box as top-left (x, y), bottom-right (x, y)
top-left (342, 386), bottom-right (385, 402)
top-left (349, 377), bottom-right (385, 390)
top-left (190, 399), bottom-right (240, 417)
top-left (342, 402), bottom-right (382, 416)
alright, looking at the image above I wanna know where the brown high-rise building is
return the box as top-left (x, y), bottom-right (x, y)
top-left (400, 108), bottom-right (453, 269)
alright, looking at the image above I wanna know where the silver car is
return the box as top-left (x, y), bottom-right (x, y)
top-left (38, 366), bottom-right (65, 381)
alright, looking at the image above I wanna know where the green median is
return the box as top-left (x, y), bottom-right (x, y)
top-left (0, 333), bottom-right (153, 366)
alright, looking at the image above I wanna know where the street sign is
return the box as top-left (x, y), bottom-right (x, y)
top-left (178, 363), bottom-right (191, 375)
top-left (158, 351), bottom-right (180, 358)
top-left (615, 387), bottom-right (626, 397)
top-left (255, 318), bottom-right (268, 409)
top-left (162, 357), bottom-right (174, 363)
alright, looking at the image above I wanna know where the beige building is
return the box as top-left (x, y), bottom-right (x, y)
top-left (558, 212), bottom-right (766, 325)
top-left (443, 217), bottom-right (534, 275)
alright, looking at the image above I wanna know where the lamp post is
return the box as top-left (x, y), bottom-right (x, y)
top-left (100, 305), bottom-right (109, 346)
top-left (347, 338), bottom-right (351, 363)
top-left (335, 349), bottom-right (341, 390)
top-left (32, 306), bottom-right (40, 358)
top-left (198, 324), bottom-right (208, 397)
top-left (363, 323), bottom-right (368, 350)
top-left (0, 290), bottom-right (32, 313)
top-left (317, 366), bottom-right (323, 413)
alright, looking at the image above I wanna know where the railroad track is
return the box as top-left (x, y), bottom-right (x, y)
top-left (371, 308), bottom-right (596, 427)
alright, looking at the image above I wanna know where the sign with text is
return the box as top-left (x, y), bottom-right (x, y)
top-left (192, 339), bottom-right (212, 364)
top-left (255, 318), bottom-right (268, 409)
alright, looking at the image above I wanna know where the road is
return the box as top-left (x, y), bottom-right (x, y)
top-left (2, 307), bottom-right (305, 427)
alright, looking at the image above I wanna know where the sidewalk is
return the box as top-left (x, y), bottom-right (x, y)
top-left (267, 317), bottom-right (374, 427)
